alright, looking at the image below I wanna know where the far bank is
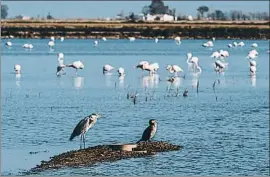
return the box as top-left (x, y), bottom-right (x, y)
top-left (1, 20), bottom-right (269, 40)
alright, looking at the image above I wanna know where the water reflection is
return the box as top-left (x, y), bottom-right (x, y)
top-left (73, 76), bottom-right (84, 89)
top-left (250, 75), bottom-right (256, 87)
top-left (118, 75), bottom-right (125, 88)
top-left (15, 74), bottom-right (21, 88)
top-left (191, 73), bottom-right (200, 88)
top-left (142, 74), bottom-right (160, 89)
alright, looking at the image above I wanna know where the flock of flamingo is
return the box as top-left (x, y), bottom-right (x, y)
top-left (7, 35), bottom-right (266, 86)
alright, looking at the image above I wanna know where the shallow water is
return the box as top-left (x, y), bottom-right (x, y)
top-left (1, 39), bottom-right (269, 176)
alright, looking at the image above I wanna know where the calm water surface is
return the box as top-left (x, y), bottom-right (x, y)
top-left (1, 39), bottom-right (269, 176)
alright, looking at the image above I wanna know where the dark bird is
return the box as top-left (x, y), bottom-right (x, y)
top-left (69, 113), bottom-right (102, 149)
top-left (183, 88), bottom-right (188, 97)
top-left (137, 119), bottom-right (157, 143)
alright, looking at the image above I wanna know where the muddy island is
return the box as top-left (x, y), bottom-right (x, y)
top-left (1, 20), bottom-right (269, 40)
top-left (28, 141), bottom-right (182, 174)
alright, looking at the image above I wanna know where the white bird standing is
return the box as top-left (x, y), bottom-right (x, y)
top-left (51, 36), bottom-right (55, 41)
top-left (14, 64), bottom-right (21, 74)
top-left (60, 37), bottom-right (64, 42)
top-left (166, 65), bottom-right (184, 76)
top-left (117, 67), bottom-right (125, 76)
top-left (103, 64), bottom-right (114, 74)
top-left (66, 61), bottom-right (84, 75)
top-left (228, 44), bottom-right (233, 48)
top-left (155, 38), bottom-right (159, 43)
top-left (56, 53), bottom-right (66, 76)
top-left (102, 37), bottom-right (107, 41)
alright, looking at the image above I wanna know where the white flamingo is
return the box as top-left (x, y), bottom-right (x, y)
top-left (94, 40), bottom-right (98, 47)
top-left (60, 37), bottom-right (64, 42)
top-left (129, 37), bottom-right (135, 42)
top-left (166, 65), bottom-right (184, 76)
top-left (6, 41), bottom-right (12, 47)
top-left (202, 41), bottom-right (214, 47)
top-left (233, 42), bottom-right (238, 47)
top-left (23, 43), bottom-right (33, 49)
top-left (250, 66), bottom-right (256, 76)
top-left (51, 36), bottom-right (55, 41)
top-left (214, 60), bottom-right (227, 73)
top-left (155, 38), bottom-right (159, 43)
top-left (117, 67), bottom-right (125, 76)
top-left (48, 40), bottom-right (55, 49)
top-left (228, 44), bottom-right (233, 48)
top-left (14, 64), bottom-right (21, 74)
top-left (211, 51), bottom-right (221, 59)
top-left (247, 52), bottom-right (257, 59)
top-left (238, 41), bottom-right (245, 47)
top-left (187, 53), bottom-right (199, 71)
top-left (249, 60), bottom-right (257, 67)
top-left (102, 37), bottom-right (107, 41)
top-left (142, 62), bottom-right (159, 75)
top-left (103, 64), bottom-right (114, 74)
top-left (136, 61), bottom-right (149, 70)
top-left (117, 67), bottom-right (125, 77)
top-left (251, 43), bottom-right (258, 48)
top-left (175, 37), bottom-right (181, 45)
top-left (56, 53), bottom-right (66, 76)
top-left (66, 61), bottom-right (84, 74)
top-left (219, 50), bottom-right (229, 58)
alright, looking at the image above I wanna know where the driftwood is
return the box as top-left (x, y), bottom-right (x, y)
top-left (29, 141), bottom-right (182, 174)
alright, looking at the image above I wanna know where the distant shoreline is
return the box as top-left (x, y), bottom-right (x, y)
top-left (1, 20), bottom-right (269, 40)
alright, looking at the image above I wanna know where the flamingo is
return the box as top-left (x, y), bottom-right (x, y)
top-left (233, 42), bottom-right (238, 47)
top-left (202, 41), bottom-right (214, 47)
top-left (103, 64), bottom-right (114, 74)
top-left (228, 44), bottom-right (233, 48)
top-left (14, 64), bottom-right (21, 74)
top-left (219, 50), bottom-right (229, 58)
top-left (211, 51), bottom-right (221, 59)
top-left (214, 60), bottom-right (227, 73)
top-left (155, 38), bottom-right (159, 43)
top-left (102, 37), bottom-right (107, 41)
top-left (251, 43), bottom-right (258, 48)
top-left (60, 37), bottom-right (64, 42)
top-left (250, 66), bottom-right (256, 76)
top-left (48, 40), bottom-right (55, 49)
top-left (66, 61), bottom-right (84, 74)
top-left (117, 67), bottom-right (125, 76)
top-left (249, 60), bottom-right (256, 67)
top-left (175, 36), bottom-right (181, 45)
top-left (94, 40), bottom-right (98, 47)
top-left (187, 53), bottom-right (200, 71)
top-left (247, 52), bottom-right (257, 59)
top-left (136, 61), bottom-right (149, 70)
top-left (249, 49), bottom-right (259, 56)
top-left (166, 65), bottom-right (184, 76)
top-left (56, 53), bottom-right (66, 76)
top-left (6, 41), bottom-right (12, 47)
top-left (238, 41), bottom-right (245, 47)
top-left (51, 36), bottom-right (55, 41)
top-left (142, 62), bottom-right (159, 75)
top-left (23, 44), bottom-right (33, 49)
top-left (9, 35), bottom-right (14, 39)
top-left (129, 37), bottom-right (135, 42)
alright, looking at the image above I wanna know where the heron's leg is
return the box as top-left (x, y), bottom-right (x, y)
top-left (80, 135), bottom-right (82, 149)
top-left (83, 134), bottom-right (86, 149)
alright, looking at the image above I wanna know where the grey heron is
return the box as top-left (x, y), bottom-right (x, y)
top-left (137, 119), bottom-right (157, 143)
top-left (69, 113), bottom-right (102, 149)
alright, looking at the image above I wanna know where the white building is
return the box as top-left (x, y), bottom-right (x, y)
top-left (145, 14), bottom-right (175, 22)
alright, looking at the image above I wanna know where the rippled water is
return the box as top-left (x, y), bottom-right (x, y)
top-left (1, 39), bottom-right (269, 176)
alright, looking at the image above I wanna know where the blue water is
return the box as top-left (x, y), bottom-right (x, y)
top-left (1, 39), bottom-right (269, 176)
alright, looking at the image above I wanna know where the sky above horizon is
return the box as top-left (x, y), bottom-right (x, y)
top-left (3, 1), bottom-right (269, 19)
